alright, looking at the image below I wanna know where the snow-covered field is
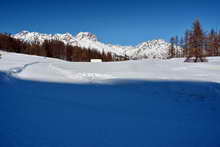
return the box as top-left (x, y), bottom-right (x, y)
top-left (0, 51), bottom-right (220, 147)
top-left (1, 51), bottom-right (220, 83)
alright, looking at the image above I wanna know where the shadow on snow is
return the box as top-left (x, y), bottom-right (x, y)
top-left (0, 71), bottom-right (220, 147)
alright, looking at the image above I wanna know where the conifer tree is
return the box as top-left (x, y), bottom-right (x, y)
top-left (185, 19), bottom-right (207, 62)
top-left (168, 37), bottom-right (176, 58)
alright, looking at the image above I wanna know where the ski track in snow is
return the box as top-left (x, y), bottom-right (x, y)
top-left (8, 61), bottom-right (41, 76)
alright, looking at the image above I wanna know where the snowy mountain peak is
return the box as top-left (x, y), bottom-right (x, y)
top-left (137, 39), bottom-right (168, 48)
top-left (19, 30), bottom-right (30, 35)
top-left (76, 32), bottom-right (98, 41)
top-left (53, 33), bottom-right (75, 42)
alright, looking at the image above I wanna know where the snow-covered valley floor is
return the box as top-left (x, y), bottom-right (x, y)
top-left (0, 51), bottom-right (220, 147)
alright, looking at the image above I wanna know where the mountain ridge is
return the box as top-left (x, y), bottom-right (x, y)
top-left (13, 31), bottom-right (182, 59)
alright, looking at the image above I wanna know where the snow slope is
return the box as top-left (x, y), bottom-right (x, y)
top-left (13, 31), bottom-right (182, 59)
top-left (0, 51), bottom-right (220, 147)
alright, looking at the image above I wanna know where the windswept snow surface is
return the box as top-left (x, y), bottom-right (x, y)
top-left (0, 51), bottom-right (220, 147)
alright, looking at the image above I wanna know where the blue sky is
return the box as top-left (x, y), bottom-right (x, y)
top-left (0, 0), bottom-right (219, 45)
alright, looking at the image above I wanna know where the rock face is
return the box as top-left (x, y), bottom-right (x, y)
top-left (13, 31), bottom-right (182, 59)
top-left (76, 32), bottom-right (98, 42)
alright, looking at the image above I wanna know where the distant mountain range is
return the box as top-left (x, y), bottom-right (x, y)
top-left (13, 31), bottom-right (181, 59)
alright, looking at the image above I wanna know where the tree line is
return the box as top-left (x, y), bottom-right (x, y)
top-left (169, 19), bottom-right (220, 62)
top-left (0, 33), bottom-right (127, 62)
